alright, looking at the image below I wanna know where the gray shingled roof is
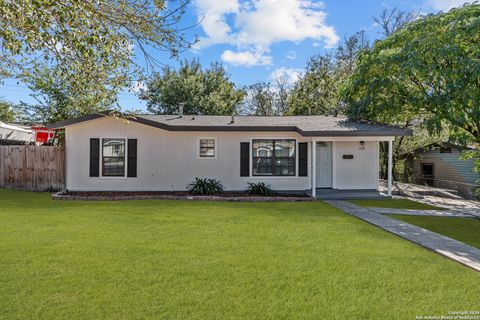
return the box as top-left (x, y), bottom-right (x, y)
top-left (49, 113), bottom-right (412, 137)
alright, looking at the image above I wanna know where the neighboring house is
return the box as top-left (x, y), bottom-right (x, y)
top-left (412, 143), bottom-right (479, 198)
top-left (48, 113), bottom-right (411, 195)
top-left (31, 126), bottom-right (55, 144)
top-left (0, 121), bottom-right (35, 144)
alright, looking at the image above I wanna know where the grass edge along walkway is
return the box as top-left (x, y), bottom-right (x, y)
top-left (326, 200), bottom-right (480, 272)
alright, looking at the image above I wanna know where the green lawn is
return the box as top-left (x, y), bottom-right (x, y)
top-left (388, 214), bottom-right (480, 248)
top-left (351, 198), bottom-right (444, 210)
top-left (0, 189), bottom-right (478, 320)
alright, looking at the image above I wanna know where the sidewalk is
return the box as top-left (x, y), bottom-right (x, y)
top-left (327, 200), bottom-right (480, 272)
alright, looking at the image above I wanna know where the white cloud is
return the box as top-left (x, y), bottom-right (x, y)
top-left (270, 67), bottom-right (303, 84)
top-left (233, 0), bottom-right (338, 48)
top-left (286, 50), bottom-right (297, 60)
top-left (194, 0), bottom-right (239, 48)
top-left (426, 0), bottom-right (470, 11)
top-left (221, 50), bottom-right (272, 66)
top-left (194, 0), bottom-right (339, 66)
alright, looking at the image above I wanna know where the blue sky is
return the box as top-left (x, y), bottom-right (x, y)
top-left (0, 0), bottom-right (468, 112)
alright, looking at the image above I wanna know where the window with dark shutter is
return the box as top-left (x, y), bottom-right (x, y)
top-left (252, 139), bottom-right (296, 176)
top-left (240, 142), bottom-right (249, 177)
top-left (102, 139), bottom-right (125, 176)
top-left (89, 138), bottom-right (100, 177)
top-left (127, 139), bottom-right (137, 177)
top-left (298, 142), bottom-right (308, 177)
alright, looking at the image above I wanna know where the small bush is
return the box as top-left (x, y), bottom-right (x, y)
top-left (246, 182), bottom-right (274, 196)
top-left (186, 177), bottom-right (224, 195)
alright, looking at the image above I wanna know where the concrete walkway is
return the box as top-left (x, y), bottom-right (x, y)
top-left (367, 207), bottom-right (474, 218)
top-left (400, 196), bottom-right (480, 218)
top-left (326, 200), bottom-right (480, 272)
top-left (378, 181), bottom-right (480, 218)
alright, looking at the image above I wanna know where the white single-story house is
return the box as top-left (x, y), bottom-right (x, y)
top-left (49, 113), bottom-right (411, 196)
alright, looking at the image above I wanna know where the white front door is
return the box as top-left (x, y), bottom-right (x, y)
top-left (316, 142), bottom-right (332, 188)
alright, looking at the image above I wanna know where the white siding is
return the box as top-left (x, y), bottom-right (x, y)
top-left (413, 148), bottom-right (479, 197)
top-left (415, 149), bottom-right (479, 185)
top-left (65, 117), bottom-right (310, 191)
top-left (65, 116), bottom-right (383, 192)
top-left (333, 141), bottom-right (379, 190)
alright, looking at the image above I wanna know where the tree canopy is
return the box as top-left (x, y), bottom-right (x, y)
top-left (0, 0), bottom-right (193, 115)
top-left (288, 31), bottom-right (369, 115)
top-left (342, 4), bottom-right (480, 188)
top-left (342, 4), bottom-right (480, 145)
top-left (139, 60), bottom-right (245, 115)
top-left (242, 79), bottom-right (290, 116)
top-left (0, 99), bottom-right (16, 122)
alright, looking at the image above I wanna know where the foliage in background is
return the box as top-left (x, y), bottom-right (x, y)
top-left (139, 60), bottom-right (245, 115)
top-left (380, 126), bottom-right (449, 181)
top-left (243, 82), bottom-right (275, 116)
top-left (461, 150), bottom-right (480, 198)
top-left (0, 0), bottom-right (194, 118)
top-left (343, 4), bottom-right (480, 186)
top-left (242, 78), bottom-right (291, 116)
top-left (342, 6), bottom-right (480, 180)
top-left (186, 177), bottom-right (224, 195)
top-left (373, 8), bottom-right (420, 38)
top-left (287, 31), bottom-right (369, 115)
top-left (246, 182), bottom-right (274, 196)
top-left (343, 4), bottom-right (479, 145)
top-left (287, 53), bottom-right (338, 115)
top-left (0, 99), bottom-right (17, 122)
top-left (19, 67), bottom-right (115, 124)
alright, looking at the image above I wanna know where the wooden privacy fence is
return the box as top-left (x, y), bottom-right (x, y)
top-left (0, 145), bottom-right (65, 191)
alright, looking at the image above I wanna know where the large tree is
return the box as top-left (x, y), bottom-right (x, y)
top-left (0, 0), bottom-right (193, 115)
top-left (139, 60), bottom-right (245, 115)
top-left (288, 31), bottom-right (369, 115)
top-left (242, 78), bottom-right (291, 116)
top-left (373, 7), bottom-right (419, 38)
top-left (21, 66), bottom-right (115, 124)
top-left (342, 4), bottom-right (480, 184)
top-left (287, 54), bottom-right (337, 115)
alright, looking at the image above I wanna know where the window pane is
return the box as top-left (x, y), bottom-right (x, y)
top-left (103, 157), bottom-right (125, 176)
top-left (102, 139), bottom-right (125, 176)
top-left (253, 157), bottom-right (273, 175)
top-left (103, 138), bottom-right (125, 157)
top-left (199, 139), bottom-right (215, 157)
top-left (275, 139), bottom-right (295, 157)
top-left (200, 139), bottom-right (215, 148)
top-left (252, 139), bottom-right (296, 176)
top-left (253, 139), bottom-right (273, 157)
top-left (274, 158), bottom-right (296, 176)
top-left (200, 147), bottom-right (215, 157)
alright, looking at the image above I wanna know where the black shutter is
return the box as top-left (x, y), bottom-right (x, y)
top-left (89, 138), bottom-right (100, 177)
top-left (240, 142), bottom-right (250, 177)
top-left (127, 139), bottom-right (137, 178)
top-left (298, 142), bottom-right (308, 177)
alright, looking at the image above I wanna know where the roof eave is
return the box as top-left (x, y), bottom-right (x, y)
top-left (47, 112), bottom-right (112, 129)
top-left (47, 113), bottom-right (413, 137)
top-left (299, 129), bottom-right (413, 137)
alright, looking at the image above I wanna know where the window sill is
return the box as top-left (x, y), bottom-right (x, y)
top-left (97, 176), bottom-right (129, 180)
